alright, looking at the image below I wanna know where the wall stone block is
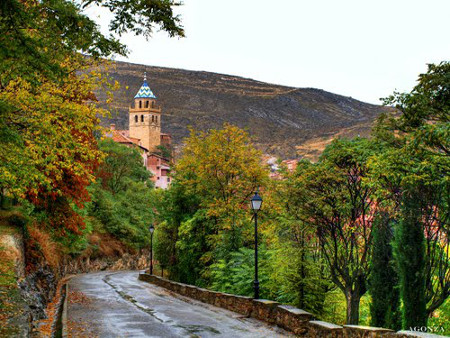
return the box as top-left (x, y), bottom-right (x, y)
top-left (276, 305), bottom-right (313, 335)
top-left (251, 299), bottom-right (280, 324)
top-left (308, 320), bottom-right (344, 338)
top-left (343, 325), bottom-right (394, 337)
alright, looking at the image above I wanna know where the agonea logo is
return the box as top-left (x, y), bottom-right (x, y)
top-left (409, 326), bottom-right (445, 333)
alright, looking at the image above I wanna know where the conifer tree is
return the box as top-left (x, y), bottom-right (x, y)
top-left (395, 191), bottom-right (427, 329)
top-left (369, 213), bottom-right (401, 330)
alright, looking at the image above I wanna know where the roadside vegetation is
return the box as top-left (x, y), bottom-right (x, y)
top-left (154, 63), bottom-right (449, 333)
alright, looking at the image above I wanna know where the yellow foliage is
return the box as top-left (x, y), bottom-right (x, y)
top-left (0, 58), bottom-right (109, 201)
top-left (174, 124), bottom-right (268, 226)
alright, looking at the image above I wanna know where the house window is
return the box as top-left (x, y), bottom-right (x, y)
top-left (155, 116), bottom-right (158, 123)
top-left (141, 115), bottom-right (144, 122)
top-left (134, 115), bottom-right (138, 123)
top-left (167, 177), bottom-right (170, 182)
top-left (139, 101), bottom-right (142, 108)
top-left (152, 115), bottom-right (154, 123)
top-left (145, 100), bottom-right (149, 108)
top-left (151, 101), bottom-right (155, 108)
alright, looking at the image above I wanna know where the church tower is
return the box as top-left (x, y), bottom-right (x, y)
top-left (129, 73), bottom-right (161, 152)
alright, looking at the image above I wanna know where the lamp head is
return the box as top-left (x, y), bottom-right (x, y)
top-left (149, 224), bottom-right (155, 234)
top-left (251, 191), bottom-right (263, 212)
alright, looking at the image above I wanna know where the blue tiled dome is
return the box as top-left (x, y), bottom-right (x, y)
top-left (134, 73), bottom-right (157, 99)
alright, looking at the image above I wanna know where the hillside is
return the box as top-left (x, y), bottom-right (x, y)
top-left (98, 61), bottom-right (393, 159)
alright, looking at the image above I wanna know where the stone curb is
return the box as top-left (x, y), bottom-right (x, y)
top-left (62, 283), bottom-right (68, 338)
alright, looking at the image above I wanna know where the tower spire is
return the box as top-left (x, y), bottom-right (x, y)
top-left (134, 72), bottom-right (156, 99)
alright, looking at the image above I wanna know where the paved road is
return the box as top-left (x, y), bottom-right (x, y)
top-left (67, 271), bottom-right (292, 337)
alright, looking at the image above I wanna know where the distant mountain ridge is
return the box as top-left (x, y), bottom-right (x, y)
top-left (97, 61), bottom-right (392, 159)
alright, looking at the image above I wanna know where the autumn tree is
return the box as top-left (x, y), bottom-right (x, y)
top-left (0, 0), bottom-right (183, 237)
top-left (0, 67), bottom-right (105, 235)
top-left (157, 125), bottom-right (267, 285)
top-left (174, 124), bottom-right (268, 253)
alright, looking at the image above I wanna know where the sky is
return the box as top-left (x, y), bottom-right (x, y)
top-left (85, 0), bottom-right (450, 104)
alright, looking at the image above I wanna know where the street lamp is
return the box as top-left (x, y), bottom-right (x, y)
top-left (250, 190), bottom-right (262, 299)
top-left (149, 224), bottom-right (155, 275)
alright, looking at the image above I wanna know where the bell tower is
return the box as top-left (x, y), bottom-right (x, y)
top-left (129, 72), bottom-right (161, 152)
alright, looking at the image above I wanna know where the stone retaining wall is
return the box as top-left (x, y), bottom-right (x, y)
top-left (138, 273), bottom-right (445, 338)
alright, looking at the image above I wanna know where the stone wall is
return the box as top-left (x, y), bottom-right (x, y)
top-left (138, 273), bottom-right (446, 338)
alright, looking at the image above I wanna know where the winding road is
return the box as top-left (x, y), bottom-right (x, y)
top-left (67, 271), bottom-right (292, 337)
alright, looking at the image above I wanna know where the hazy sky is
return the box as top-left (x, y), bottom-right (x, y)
top-left (86, 0), bottom-right (450, 104)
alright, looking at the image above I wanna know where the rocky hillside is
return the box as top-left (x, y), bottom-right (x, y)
top-left (98, 61), bottom-right (392, 159)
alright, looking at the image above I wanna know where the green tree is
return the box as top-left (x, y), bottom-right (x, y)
top-left (88, 141), bottom-right (155, 249)
top-left (155, 144), bottom-right (173, 160)
top-left (210, 247), bottom-right (271, 298)
top-left (153, 182), bottom-right (200, 281)
top-left (0, 0), bottom-right (183, 86)
top-left (97, 139), bottom-right (150, 194)
top-left (369, 213), bottom-right (401, 330)
top-left (265, 178), bottom-right (333, 316)
top-left (395, 191), bottom-right (427, 328)
top-left (293, 138), bottom-right (381, 324)
top-left (372, 62), bottom-right (449, 326)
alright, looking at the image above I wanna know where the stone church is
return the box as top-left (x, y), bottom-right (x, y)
top-left (107, 73), bottom-right (172, 189)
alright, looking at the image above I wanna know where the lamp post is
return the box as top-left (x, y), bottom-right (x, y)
top-left (250, 190), bottom-right (262, 299)
top-left (149, 224), bottom-right (155, 275)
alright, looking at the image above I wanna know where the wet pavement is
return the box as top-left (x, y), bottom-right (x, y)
top-left (67, 270), bottom-right (292, 337)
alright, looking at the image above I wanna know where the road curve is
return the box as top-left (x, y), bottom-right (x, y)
top-left (67, 270), bottom-right (292, 337)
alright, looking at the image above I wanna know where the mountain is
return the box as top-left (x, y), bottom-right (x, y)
top-left (97, 61), bottom-right (392, 159)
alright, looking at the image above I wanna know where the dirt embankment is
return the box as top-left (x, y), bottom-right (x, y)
top-left (0, 211), bottom-right (151, 337)
top-left (0, 219), bottom-right (31, 337)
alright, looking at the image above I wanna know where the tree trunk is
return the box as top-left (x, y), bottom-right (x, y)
top-left (346, 290), bottom-right (361, 325)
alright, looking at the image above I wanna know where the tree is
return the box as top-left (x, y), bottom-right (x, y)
top-left (96, 139), bottom-right (150, 194)
top-left (0, 0), bottom-right (183, 86)
top-left (174, 124), bottom-right (267, 258)
top-left (265, 177), bottom-right (334, 316)
top-left (0, 66), bottom-right (104, 235)
top-left (395, 191), bottom-right (428, 328)
top-left (157, 125), bottom-right (267, 286)
top-left (0, 0), bottom-right (183, 238)
top-left (210, 247), bottom-right (271, 298)
top-left (153, 182), bottom-right (200, 281)
top-left (369, 213), bottom-right (401, 330)
top-left (88, 141), bottom-right (155, 250)
top-left (372, 62), bottom-right (449, 326)
top-left (175, 124), bottom-right (267, 219)
top-left (293, 138), bottom-right (381, 324)
top-left (155, 144), bottom-right (173, 161)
